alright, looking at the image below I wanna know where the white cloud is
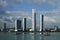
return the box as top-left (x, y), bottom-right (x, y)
top-left (52, 0), bottom-right (60, 11)
top-left (17, 16), bottom-right (21, 19)
top-left (13, 0), bottom-right (23, 3)
top-left (5, 11), bottom-right (10, 14)
top-left (9, 16), bottom-right (13, 20)
top-left (44, 16), bottom-right (56, 23)
top-left (27, 16), bottom-right (31, 19)
top-left (15, 0), bottom-right (59, 6)
top-left (5, 11), bottom-right (32, 17)
top-left (4, 16), bottom-right (12, 20)
top-left (0, 0), bottom-right (8, 7)
top-left (2, 16), bottom-right (13, 22)
top-left (0, 0), bottom-right (59, 7)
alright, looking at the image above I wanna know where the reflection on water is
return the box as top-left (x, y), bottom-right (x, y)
top-left (0, 32), bottom-right (47, 40)
top-left (0, 32), bottom-right (60, 40)
top-left (16, 33), bottom-right (44, 40)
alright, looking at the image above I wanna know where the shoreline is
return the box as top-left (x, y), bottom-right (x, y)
top-left (0, 31), bottom-right (60, 33)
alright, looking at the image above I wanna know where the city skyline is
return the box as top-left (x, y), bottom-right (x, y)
top-left (0, 10), bottom-right (60, 29)
top-left (0, 0), bottom-right (60, 29)
top-left (0, 0), bottom-right (60, 40)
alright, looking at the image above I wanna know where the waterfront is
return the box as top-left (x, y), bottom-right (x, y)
top-left (0, 32), bottom-right (60, 40)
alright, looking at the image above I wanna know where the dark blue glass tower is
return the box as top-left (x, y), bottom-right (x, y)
top-left (17, 20), bottom-right (22, 30)
top-left (3, 23), bottom-right (7, 31)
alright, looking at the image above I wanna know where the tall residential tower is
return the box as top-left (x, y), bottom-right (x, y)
top-left (3, 23), bottom-right (6, 31)
top-left (15, 20), bottom-right (17, 31)
top-left (32, 9), bottom-right (36, 31)
top-left (23, 18), bottom-right (27, 31)
top-left (40, 14), bottom-right (44, 32)
top-left (15, 20), bottom-right (22, 31)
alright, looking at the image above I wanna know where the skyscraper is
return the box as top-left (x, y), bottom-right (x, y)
top-left (15, 20), bottom-right (17, 31)
top-left (32, 9), bottom-right (36, 31)
top-left (15, 20), bottom-right (22, 31)
top-left (3, 23), bottom-right (6, 31)
top-left (23, 18), bottom-right (26, 31)
top-left (40, 14), bottom-right (44, 32)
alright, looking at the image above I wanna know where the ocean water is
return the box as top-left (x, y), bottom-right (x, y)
top-left (0, 32), bottom-right (60, 40)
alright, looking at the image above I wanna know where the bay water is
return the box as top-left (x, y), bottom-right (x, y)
top-left (0, 32), bottom-right (60, 40)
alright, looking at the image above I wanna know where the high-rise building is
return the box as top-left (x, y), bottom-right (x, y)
top-left (15, 20), bottom-right (22, 31)
top-left (23, 18), bottom-right (26, 31)
top-left (3, 23), bottom-right (6, 30)
top-left (15, 20), bottom-right (17, 31)
top-left (32, 9), bottom-right (36, 31)
top-left (40, 14), bottom-right (44, 32)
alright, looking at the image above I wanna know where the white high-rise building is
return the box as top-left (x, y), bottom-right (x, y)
top-left (40, 14), bottom-right (44, 32)
top-left (15, 20), bottom-right (17, 32)
top-left (32, 9), bottom-right (36, 31)
top-left (22, 18), bottom-right (26, 31)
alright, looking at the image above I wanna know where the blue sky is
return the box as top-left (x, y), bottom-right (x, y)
top-left (0, 0), bottom-right (59, 11)
top-left (0, 0), bottom-right (60, 28)
top-left (9, 2), bottom-right (56, 11)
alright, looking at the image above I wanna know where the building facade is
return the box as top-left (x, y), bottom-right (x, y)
top-left (32, 9), bottom-right (36, 31)
top-left (40, 14), bottom-right (44, 32)
top-left (15, 20), bottom-right (22, 31)
top-left (3, 23), bottom-right (6, 31)
top-left (23, 18), bottom-right (26, 31)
